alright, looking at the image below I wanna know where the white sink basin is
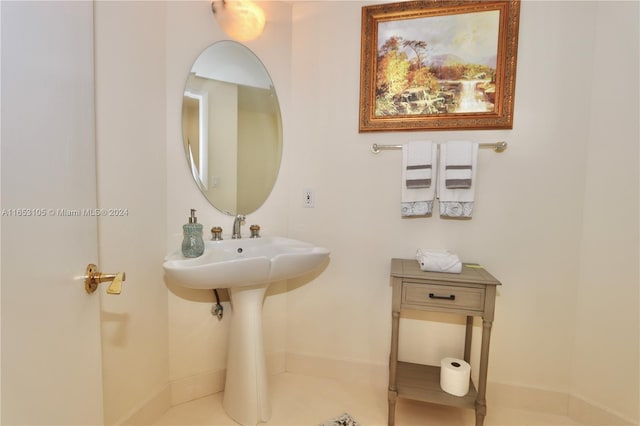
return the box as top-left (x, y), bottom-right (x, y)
top-left (163, 236), bottom-right (329, 289)
top-left (163, 235), bottom-right (329, 425)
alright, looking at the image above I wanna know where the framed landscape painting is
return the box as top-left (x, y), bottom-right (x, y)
top-left (359, 0), bottom-right (520, 132)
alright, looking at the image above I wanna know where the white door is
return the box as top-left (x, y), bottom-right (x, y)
top-left (1, 2), bottom-right (105, 424)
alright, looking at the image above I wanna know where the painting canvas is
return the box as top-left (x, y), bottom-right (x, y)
top-left (359, 0), bottom-right (520, 131)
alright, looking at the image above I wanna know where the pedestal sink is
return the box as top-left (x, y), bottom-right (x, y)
top-left (163, 236), bottom-right (329, 425)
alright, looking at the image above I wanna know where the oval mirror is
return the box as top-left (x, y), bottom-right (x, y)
top-left (182, 41), bottom-right (282, 215)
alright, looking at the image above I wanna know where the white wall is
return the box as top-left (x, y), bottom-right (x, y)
top-left (285, 0), bottom-right (638, 423)
top-left (0, 4), bottom-right (3, 421)
top-left (92, 0), bottom-right (637, 424)
top-left (94, 2), bottom-right (170, 424)
top-left (571, 2), bottom-right (639, 423)
top-left (288, 0), bottom-right (584, 385)
top-left (2, 1), bottom-right (636, 423)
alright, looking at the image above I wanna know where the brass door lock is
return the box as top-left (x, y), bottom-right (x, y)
top-left (85, 264), bottom-right (126, 294)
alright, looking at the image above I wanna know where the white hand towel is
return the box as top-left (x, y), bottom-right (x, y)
top-left (416, 249), bottom-right (462, 274)
top-left (438, 141), bottom-right (478, 218)
top-left (402, 141), bottom-right (437, 217)
top-left (406, 142), bottom-right (433, 189)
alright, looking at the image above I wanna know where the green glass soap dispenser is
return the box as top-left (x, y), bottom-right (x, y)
top-left (182, 209), bottom-right (204, 258)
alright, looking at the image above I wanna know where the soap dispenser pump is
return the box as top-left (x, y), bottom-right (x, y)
top-left (182, 209), bottom-right (204, 258)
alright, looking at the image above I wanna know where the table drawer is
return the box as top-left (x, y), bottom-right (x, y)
top-left (402, 282), bottom-right (485, 312)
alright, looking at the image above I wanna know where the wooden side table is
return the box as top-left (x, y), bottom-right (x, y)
top-left (388, 258), bottom-right (501, 426)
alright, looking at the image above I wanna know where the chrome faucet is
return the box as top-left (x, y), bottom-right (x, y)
top-left (232, 214), bottom-right (245, 239)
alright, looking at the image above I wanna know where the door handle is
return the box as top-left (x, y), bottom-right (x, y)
top-left (85, 264), bottom-right (126, 294)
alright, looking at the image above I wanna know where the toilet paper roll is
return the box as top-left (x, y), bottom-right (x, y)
top-left (440, 357), bottom-right (471, 397)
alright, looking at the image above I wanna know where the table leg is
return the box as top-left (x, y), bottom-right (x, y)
top-left (463, 316), bottom-right (473, 363)
top-left (475, 319), bottom-right (493, 426)
top-left (388, 390), bottom-right (397, 426)
top-left (388, 310), bottom-right (400, 426)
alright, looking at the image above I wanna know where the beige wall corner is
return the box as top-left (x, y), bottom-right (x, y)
top-left (119, 386), bottom-right (171, 426)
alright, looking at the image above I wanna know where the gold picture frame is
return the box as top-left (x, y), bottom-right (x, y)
top-left (359, 0), bottom-right (520, 132)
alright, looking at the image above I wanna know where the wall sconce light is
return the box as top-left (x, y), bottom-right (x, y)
top-left (211, 0), bottom-right (266, 42)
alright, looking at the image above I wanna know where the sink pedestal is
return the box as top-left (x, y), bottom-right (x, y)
top-left (223, 284), bottom-right (271, 426)
top-left (162, 236), bottom-right (330, 425)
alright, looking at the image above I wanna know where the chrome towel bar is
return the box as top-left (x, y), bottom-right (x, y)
top-left (371, 141), bottom-right (507, 154)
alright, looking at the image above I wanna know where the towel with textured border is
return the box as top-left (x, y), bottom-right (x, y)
top-left (438, 141), bottom-right (478, 218)
top-left (401, 141), bottom-right (437, 217)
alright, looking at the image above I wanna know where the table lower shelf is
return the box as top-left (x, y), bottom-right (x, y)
top-left (394, 361), bottom-right (477, 409)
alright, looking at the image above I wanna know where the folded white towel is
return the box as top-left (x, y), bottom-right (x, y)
top-left (402, 141), bottom-right (437, 217)
top-left (438, 141), bottom-right (478, 218)
top-left (416, 249), bottom-right (462, 274)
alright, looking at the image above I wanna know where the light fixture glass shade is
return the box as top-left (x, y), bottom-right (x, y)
top-left (215, 0), bottom-right (265, 42)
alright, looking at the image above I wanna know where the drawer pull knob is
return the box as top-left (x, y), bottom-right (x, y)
top-left (429, 293), bottom-right (455, 301)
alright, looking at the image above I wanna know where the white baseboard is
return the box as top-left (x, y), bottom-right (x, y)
top-left (123, 353), bottom-right (636, 426)
top-left (117, 385), bottom-right (171, 426)
top-left (487, 381), bottom-right (570, 416)
top-left (488, 382), bottom-right (635, 425)
top-left (268, 350), bottom-right (286, 375)
top-left (284, 352), bottom-right (388, 390)
top-left (568, 394), bottom-right (636, 426)
top-left (170, 369), bottom-right (226, 406)
top-left (286, 353), bottom-right (636, 426)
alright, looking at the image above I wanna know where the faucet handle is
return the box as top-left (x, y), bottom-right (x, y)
top-left (211, 226), bottom-right (223, 240)
top-left (249, 224), bottom-right (261, 238)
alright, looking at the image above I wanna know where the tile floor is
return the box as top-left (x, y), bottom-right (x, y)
top-left (153, 372), bottom-right (582, 426)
